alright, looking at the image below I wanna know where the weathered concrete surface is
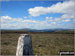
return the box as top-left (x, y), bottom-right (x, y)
top-left (16, 34), bottom-right (34, 56)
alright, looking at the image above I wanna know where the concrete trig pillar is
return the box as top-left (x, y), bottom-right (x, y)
top-left (16, 34), bottom-right (34, 56)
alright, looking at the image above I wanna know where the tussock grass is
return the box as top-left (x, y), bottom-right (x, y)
top-left (31, 34), bottom-right (74, 55)
top-left (1, 33), bottom-right (74, 55)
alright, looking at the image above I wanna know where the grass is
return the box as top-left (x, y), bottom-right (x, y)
top-left (1, 32), bottom-right (74, 55)
top-left (1, 33), bottom-right (20, 55)
top-left (31, 33), bottom-right (74, 55)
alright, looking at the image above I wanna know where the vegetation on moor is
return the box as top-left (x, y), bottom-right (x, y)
top-left (1, 30), bottom-right (74, 55)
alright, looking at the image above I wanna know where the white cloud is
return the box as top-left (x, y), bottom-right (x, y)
top-left (46, 17), bottom-right (53, 22)
top-left (1, 16), bottom-right (37, 24)
top-left (28, 0), bottom-right (74, 18)
top-left (1, 16), bottom-right (62, 29)
top-left (24, 16), bottom-right (27, 19)
top-left (1, 16), bottom-right (36, 29)
top-left (0, 16), bottom-right (48, 29)
top-left (45, 15), bottom-right (73, 24)
top-left (61, 14), bottom-right (74, 20)
top-left (63, 19), bottom-right (71, 22)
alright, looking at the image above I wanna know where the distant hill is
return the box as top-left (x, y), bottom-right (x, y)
top-left (1, 28), bottom-right (74, 34)
top-left (28, 29), bottom-right (74, 34)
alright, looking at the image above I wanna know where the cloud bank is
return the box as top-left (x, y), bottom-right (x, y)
top-left (1, 15), bottom-right (74, 29)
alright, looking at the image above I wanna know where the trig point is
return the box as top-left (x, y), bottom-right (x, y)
top-left (16, 34), bottom-right (34, 56)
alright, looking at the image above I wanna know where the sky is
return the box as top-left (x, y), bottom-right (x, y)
top-left (1, 0), bottom-right (75, 29)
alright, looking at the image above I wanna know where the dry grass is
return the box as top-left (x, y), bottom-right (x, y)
top-left (31, 33), bottom-right (74, 55)
top-left (1, 33), bottom-right (20, 55)
top-left (1, 33), bottom-right (74, 55)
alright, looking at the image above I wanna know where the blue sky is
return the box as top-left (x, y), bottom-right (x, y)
top-left (1, 0), bottom-right (75, 29)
